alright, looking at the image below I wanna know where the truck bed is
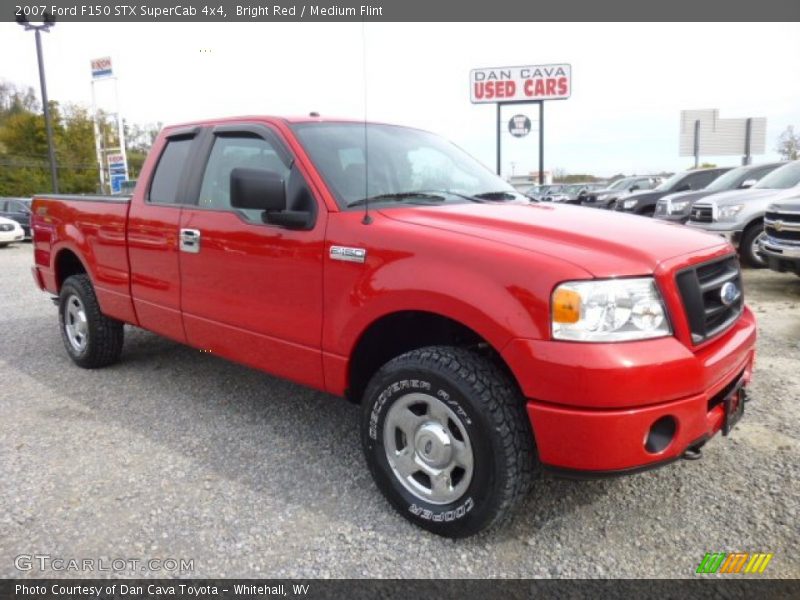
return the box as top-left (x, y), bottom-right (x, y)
top-left (32, 194), bottom-right (134, 323)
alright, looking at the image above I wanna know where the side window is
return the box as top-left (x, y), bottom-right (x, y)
top-left (749, 166), bottom-right (773, 181)
top-left (198, 135), bottom-right (290, 222)
top-left (687, 171), bottom-right (718, 190)
top-left (149, 138), bottom-right (193, 204)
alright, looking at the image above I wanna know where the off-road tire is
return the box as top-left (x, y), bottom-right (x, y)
top-left (361, 345), bottom-right (536, 537)
top-left (59, 274), bottom-right (124, 368)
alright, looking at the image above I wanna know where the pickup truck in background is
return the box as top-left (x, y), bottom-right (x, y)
top-left (615, 167), bottom-right (731, 217)
top-left (686, 161), bottom-right (800, 267)
top-left (31, 116), bottom-right (756, 537)
top-left (760, 198), bottom-right (800, 276)
top-left (654, 162), bottom-right (784, 224)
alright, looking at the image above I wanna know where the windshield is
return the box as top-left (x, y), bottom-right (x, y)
top-left (704, 167), bottom-right (750, 192)
top-left (292, 123), bottom-right (525, 208)
top-left (654, 172), bottom-right (686, 192)
top-left (755, 161), bottom-right (800, 189)
top-left (608, 178), bottom-right (633, 190)
top-left (564, 184), bottom-right (583, 194)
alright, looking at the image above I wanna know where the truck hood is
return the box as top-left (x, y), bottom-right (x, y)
top-left (697, 187), bottom-right (782, 207)
top-left (768, 198), bottom-right (800, 211)
top-left (661, 189), bottom-right (714, 204)
top-left (380, 202), bottom-right (727, 278)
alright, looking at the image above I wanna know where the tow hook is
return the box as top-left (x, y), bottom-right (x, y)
top-left (682, 444), bottom-right (704, 461)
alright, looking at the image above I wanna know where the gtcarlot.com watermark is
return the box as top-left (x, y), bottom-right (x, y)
top-left (15, 554), bottom-right (194, 573)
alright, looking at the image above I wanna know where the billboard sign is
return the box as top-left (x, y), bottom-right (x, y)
top-left (679, 109), bottom-right (766, 157)
top-left (91, 57), bottom-right (113, 79)
top-left (508, 115), bottom-right (532, 137)
top-left (470, 64), bottom-right (571, 103)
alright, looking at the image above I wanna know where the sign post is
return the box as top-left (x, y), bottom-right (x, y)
top-left (90, 56), bottom-right (129, 194)
top-left (470, 63), bottom-right (571, 184)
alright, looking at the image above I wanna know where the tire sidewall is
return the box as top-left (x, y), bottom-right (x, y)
top-left (742, 225), bottom-right (766, 268)
top-left (58, 278), bottom-right (93, 363)
top-left (362, 362), bottom-right (503, 537)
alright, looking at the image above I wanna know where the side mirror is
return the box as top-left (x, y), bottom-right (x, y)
top-left (230, 168), bottom-right (286, 212)
top-left (740, 178), bottom-right (757, 189)
top-left (629, 185), bottom-right (640, 191)
top-left (676, 184), bottom-right (691, 192)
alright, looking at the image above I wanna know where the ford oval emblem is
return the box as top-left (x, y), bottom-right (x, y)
top-left (720, 281), bottom-right (740, 307)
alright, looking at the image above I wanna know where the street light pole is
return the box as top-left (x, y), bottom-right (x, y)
top-left (17, 13), bottom-right (59, 194)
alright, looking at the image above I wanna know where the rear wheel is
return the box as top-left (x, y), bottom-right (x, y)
top-left (361, 346), bottom-right (535, 537)
top-left (59, 274), bottom-right (124, 368)
top-left (740, 224), bottom-right (766, 268)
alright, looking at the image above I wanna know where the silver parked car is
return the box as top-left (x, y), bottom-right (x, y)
top-left (686, 161), bottom-right (800, 267)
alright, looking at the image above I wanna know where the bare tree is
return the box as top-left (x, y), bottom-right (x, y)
top-left (776, 126), bottom-right (800, 160)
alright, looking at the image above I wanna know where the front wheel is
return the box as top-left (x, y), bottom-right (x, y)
top-left (361, 346), bottom-right (535, 537)
top-left (59, 274), bottom-right (124, 368)
top-left (740, 224), bottom-right (767, 268)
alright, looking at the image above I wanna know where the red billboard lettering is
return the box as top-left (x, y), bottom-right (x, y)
top-left (474, 81), bottom-right (516, 100)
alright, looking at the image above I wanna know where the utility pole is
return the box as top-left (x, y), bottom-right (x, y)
top-left (17, 12), bottom-right (58, 193)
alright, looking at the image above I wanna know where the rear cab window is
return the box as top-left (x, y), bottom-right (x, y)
top-left (148, 137), bottom-right (194, 204)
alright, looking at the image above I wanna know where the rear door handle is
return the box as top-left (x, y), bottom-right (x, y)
top-left (180, 228), bottom-right (201, 253)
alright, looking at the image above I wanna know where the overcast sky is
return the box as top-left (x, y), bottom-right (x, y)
top-left (1, 22), bottom-right (799, 178)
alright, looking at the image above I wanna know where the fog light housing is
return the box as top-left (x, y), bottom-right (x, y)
top-left (645, 416), bottom-right (677, 453)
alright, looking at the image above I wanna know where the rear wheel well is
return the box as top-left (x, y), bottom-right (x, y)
top-left (346, 311), bottom-right (517, 403)
top-left (55, 250), bottom-right (87, 291)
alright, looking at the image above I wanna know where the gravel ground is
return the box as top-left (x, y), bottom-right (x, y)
top-left (0, 242), bottom-right (798, 579)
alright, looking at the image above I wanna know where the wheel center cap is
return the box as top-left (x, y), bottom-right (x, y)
top-left (414, 422), bottom-right (452, 467)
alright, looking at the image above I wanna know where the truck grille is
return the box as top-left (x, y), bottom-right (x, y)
top-left (675, 255), bottom-right (743, 344)
top-left (689, 204), bottom-right (713, 223)
top-left (765, 211), bottom-right (800, 242)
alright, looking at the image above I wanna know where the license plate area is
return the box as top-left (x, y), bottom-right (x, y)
top-left (722, 379), bottom-right (745, 436)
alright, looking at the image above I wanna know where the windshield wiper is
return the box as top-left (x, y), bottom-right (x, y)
top-left (472, 191), bottom-right (519, 201)
top-left (347, 192), bottom-right (447, 208)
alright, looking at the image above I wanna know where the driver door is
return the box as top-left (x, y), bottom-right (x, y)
top-left (178, 124), bottom-right (327, 389)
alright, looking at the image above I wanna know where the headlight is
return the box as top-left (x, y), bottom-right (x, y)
top-left (622, 199), bottom-right (638, 209)
top-left (552, 278), bottom-right (670, 342)
top-left (669, 200), bottom-right (690, 214)
top-left (596, 193), bottom-right (608, 200)
top-left (717, 204), bottom-right (743, 220)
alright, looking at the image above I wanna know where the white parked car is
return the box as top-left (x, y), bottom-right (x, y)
top-left (0, 216), bottom-right (25, 247)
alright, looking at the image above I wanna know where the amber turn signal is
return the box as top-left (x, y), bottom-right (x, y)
top-left (552, 288), bottom-right (581, 324)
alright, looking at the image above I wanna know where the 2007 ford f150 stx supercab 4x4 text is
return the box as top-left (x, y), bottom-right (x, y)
top-left (31, 116), bottom-right (756, 537)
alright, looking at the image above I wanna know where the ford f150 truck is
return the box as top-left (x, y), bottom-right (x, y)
top-left (761, 198), bottom-right (800, 276)
top-left (31, 116), bottom-right (756, 538)
top-left (686, 161), bottom-right (800, 268)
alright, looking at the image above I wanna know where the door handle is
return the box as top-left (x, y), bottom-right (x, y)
top-left (180, 228), bottom-right (201, 253)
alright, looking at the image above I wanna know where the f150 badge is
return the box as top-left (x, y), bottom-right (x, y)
top-left (330, 246), bottom-right (367, 263)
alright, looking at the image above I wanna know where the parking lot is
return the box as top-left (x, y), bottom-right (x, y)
top-left (0, 241), bottom-right (798, 578)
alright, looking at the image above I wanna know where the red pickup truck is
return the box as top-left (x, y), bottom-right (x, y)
top-left (31, 116), bottom-right (756, 537)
